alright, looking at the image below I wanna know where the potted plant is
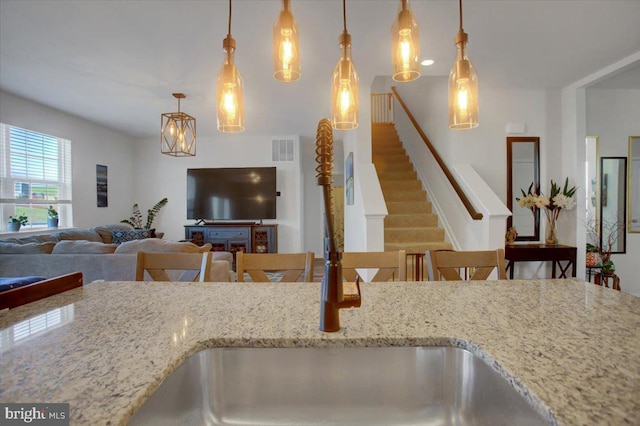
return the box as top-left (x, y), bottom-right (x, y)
top-left (47, 205), bottom-right (59, 229)
top-left (8, 215), bottom-right (28, 232)
top-left (121, 198), bottom-right (168, 229)
top-left (585, 213), bottom-right (622, 276)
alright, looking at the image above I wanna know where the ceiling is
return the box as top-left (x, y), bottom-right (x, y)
top-left (1, 0), bottom-right (639, 139)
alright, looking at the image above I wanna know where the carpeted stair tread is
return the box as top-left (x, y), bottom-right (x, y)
top-left (374, 162), bottom-right (414, 173)
top-left (384, 227), bottom-right (445, 243)
top-left (385, 241), bottom-right (453, 253)
top-left (378, 170), bottom-right (418, 181)
top-left (382, 190), bottom-right (426, 202)
top-left (380, 180), bottom-right (423, 191)
top-left (384, 214), bottom-right (439, 227)
top-left (386, 201), bottom-right (432, 214)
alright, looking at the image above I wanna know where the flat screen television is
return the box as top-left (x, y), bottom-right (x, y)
top-left (187, 167), bottom-right (277, 221)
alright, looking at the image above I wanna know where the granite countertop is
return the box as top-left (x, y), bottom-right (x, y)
top-left (1, 278), bottom-right (639, 425)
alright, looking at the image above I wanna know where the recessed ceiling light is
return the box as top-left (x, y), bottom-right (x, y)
top-left (421, 59), bottom-right (434, 66)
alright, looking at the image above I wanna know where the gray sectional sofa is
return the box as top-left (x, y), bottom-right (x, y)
top-left (0, 225), bottom-right (233, 283)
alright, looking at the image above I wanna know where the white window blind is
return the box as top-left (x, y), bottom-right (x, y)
top-left (0, 123), bottom-right (72, 230)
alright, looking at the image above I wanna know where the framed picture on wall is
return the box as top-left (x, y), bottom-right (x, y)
top-left (345, 152), bottom-right (354, 205)
top-left (96, 164), bottom-right (108, 207)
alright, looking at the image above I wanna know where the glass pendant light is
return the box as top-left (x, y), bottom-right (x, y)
top-left (273, 0), bottom-right (300, 82)
top-left (391, 0), bottom-right (420, 82)
top-left (448, 0), bottom-right (478, 129)
top-left (331, 0), bottom-right (359, 130)
top-left (217, 0), bottom-right (245, 133)
top-left (161, 93), bottom-right (196, 157)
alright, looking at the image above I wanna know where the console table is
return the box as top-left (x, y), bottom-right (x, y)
top-left (505, 244), bottom-right (577, 279)
top-left (184, 223), bottom-right (277, 269)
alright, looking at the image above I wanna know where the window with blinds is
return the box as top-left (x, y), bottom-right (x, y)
top-left (0, 123), bottom-right (72, 231)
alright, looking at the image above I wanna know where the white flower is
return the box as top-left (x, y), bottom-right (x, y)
top-left (553, 194), bottom-right (576, 210)
top-left (535, 195), bottom-right (550, 209)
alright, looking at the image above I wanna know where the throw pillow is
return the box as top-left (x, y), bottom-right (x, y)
top-left (56, 229), bottom-right (102, 242)
top-left (92, 224), bottom-right (133, 243)
top-left (114, 238), bottom-right (212, 254)
top-left (112, 229), bottom-right (155, 244)
top-left (52, 240), bottom-right (118, 254)
top-left (0, 242), bottom-right (56, 254)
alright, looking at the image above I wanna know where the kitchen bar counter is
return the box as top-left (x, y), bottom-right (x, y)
top-left (1, 279), bottom-right (639, 425)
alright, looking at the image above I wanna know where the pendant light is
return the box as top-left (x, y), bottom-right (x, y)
top-left (161, 93), bottom-right (196, 157)
top-left (217, 0), bottom-right (245, 133)
top-left (448, 0), bottom-right (478, 129)
top-left (273, 0), bottom-right (300, 82)
top-left (391, 0), bottom-right (420, 82)
top-left (331, 0), bottom-right (359, 130)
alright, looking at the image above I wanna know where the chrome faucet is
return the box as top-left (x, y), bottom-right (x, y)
top-left (315, 118), bottom-right (362, 332)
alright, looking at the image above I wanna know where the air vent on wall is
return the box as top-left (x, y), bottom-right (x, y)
top-left (272, 138), bottom-right (295, 162)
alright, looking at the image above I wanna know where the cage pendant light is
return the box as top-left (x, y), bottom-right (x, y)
top-left (331, 0), bottom-right (359, 130)
top-left (448, 0), bottom-right (478, 129)
top-left (161, 93), bottom-right (196, 157)
top-left (391, 0), bottom-right (420, 82)
top-left (217, 0), bottom-right (245, 133)
top-left (273, 0), bottom-right (300, 82)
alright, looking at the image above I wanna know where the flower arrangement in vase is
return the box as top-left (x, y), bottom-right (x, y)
top-left (517, 178), bottom-right (577, 245)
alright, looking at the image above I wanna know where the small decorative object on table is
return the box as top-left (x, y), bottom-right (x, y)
top-left (7, 215), bottom-right (28, 232)
top-left (585, 243), bottom-right (601, 267)
top-left (505, 227), bottom-right (517, 244)
top-left (517, 178), bottom-right (577, 245)
top-left (47, 205), bottom-right (59, 229)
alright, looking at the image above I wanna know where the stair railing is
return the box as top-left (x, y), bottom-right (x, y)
top-left (371, 93), bottom-right (394, 124)
top-left (390, 86), bottom-right (482, 220)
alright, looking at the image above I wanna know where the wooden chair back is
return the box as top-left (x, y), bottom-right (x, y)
top-left (0, 271), bottom-right (83, 310)
top-left (426, 249), bottom-right (507, 281)
top-left (340, 250), bottom-right (407, 282)
top-left (135, 252), bottom-right (214, 282)
top-left (236, 252), bottom-right (315, 282)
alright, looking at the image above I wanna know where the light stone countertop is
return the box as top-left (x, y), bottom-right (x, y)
top-left (0, 278), bottom-right (639, 425)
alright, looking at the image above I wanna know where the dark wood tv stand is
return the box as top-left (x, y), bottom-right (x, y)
top-left (184, 223), bottom-right (277, 268)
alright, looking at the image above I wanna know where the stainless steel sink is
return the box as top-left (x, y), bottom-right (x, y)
top-left (129, 346), bottom-right (551, 425)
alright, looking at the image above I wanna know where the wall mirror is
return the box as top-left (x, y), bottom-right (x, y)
top-left (629, 136), bottom-right (640, 233)
top-left (600, 157), bottom-right (627, 253)
top-left (507, 137), bottom-right (540, 241)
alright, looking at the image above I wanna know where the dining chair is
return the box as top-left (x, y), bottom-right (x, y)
top-left (340, 250), bottom-right (407, 282)
top-left (135, 251), bottom-right (219, 282)
top-left (0, 271), bottom-right (83, 310)
top-left (236, 252), bottom-right (315, 282)
top-left (426, 249), bottom-right (507, 281)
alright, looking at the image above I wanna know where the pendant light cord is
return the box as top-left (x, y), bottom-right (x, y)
top-left (459, 0), bottom-right (463, 31)
top-left (228, 0), bottom-right (232, 36)
top-left (342, 0), bottom-right (347, 32)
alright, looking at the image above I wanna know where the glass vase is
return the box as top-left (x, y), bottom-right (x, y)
top-left (545, 212), bottom-right (558, 245)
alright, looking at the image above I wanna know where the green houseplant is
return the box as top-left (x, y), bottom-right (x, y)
top-left (8, 215), bottom-right (28, 232)
top-left (47, 205), bottom-right (59, 229)
top-left (121, 198), bottom-right (168, 229)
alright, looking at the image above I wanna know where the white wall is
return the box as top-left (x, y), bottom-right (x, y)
top-left (0, 91), bottom-right (135, 229)
top-left (132, 134), bottom-right (303, 253)
top-left (586, 87), bottom-right (640, 295)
